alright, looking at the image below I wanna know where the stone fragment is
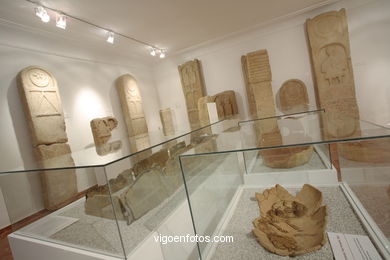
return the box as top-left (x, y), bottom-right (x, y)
top-left (90, 117), bottom-right (118, 146)
top-left (159, 108), bottom-right (175, 136)
top-left (214, 90), bottom-right (239, 119)
top-left (253, 184), bottom-right (327, 256)
top-left (278, 79), bottom-right (309, 113)
top-left (178, 59), bottom-right (206, 130)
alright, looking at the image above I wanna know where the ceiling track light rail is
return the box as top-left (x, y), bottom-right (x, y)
top-left (26, 0), bottom-right (166, 58)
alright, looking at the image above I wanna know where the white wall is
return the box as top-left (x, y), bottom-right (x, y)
top-left (0, 19), bottom-right (161, 227)
top-left (153, 0), bottom-right (390, 131)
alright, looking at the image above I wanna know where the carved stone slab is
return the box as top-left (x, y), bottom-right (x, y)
top-left (198, 96), bottom-right (215, 127)
top-left (159, 108), bottom-right (175, 136)
top-left (90, 117), bottom-right (118, 146)
top-left (241, 55), bottom-right (257, 116)
top-left (17, 66), bottom-right (68, 146)
top-left (17, 66), bottom-right (77, 210)
top-left (278, 79), bottom-right (309, 113)
top-left (306, 9), bottom-right (360, 138)
top-left (178, 59), bottom-right (206, 130)
top-left (214, 90), bottom-right (239, 119)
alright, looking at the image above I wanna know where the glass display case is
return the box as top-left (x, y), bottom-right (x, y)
top-left (0, 118), bottom-right (238, 260)
top-left (179, 110), bottom-right (390, 259)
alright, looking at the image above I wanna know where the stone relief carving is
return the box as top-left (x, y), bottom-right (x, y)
top-left (253, 184), bottom-right (327, 256)
top-left (90, 116), bottom-right (118, 146)
top-left (277, 79), bottom-right (309, 113)
top-left (159, 108), bottom-right (175, 136)
top-left (17, 66), bottom-right (77, 210)
top-left (178, 59), bottom-right (206, 130)
top-left (306, 9), bottom-right (360, 139)
top-left (242, 50), bottom-right (313, 168)
top-left (116, 74), bottom-right (150, 154)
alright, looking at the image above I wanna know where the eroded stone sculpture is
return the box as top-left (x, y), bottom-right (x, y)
top-left (278, 79), bottom-right (309, 113)
top-left (17, 66), bottom-right (77, 210)
top-left (159, 108), bottom-right (175, 136)
top-left (306, 9), bottom-right (360, 139)
top-left (116, 74), bottom-right (151, 156)
top-left (90, 116), bottom-right (118, 146)
top-left (242, 50), bottom-right (313, 168)
top-left (253, 184), bottom-right (327, 256)
top-left (178, 59), bottom-right (206, 130)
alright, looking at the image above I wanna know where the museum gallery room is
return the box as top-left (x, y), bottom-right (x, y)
top-left (0, 0), bottom-right (390, 259)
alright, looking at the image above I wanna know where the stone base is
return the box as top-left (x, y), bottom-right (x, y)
top-left (260, 146), bottom-right (314, 168)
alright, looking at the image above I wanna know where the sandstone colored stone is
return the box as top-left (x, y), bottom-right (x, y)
top-left (178, 59), bottom-right (206, 130)
top-left (198, 96), bottom-right (215, 127)
top-left (278, 79), bottom-right (309, 113)
top-left (159, 108), bottom-right (175, 136)
top-left (253, 184), bottom-right (327, 256)
top-left (17, 66), bottom-right (68, 146)
top-left (90, 116), bottom-right (118, 146)
top-left (241, 55), bottom-right (257, 116)
top-left (35, 143), bottom-right (77, 210)
top-left (306, 9), bottom-right (360, 139)
top-left (214, 90), bottom-right (239, 119)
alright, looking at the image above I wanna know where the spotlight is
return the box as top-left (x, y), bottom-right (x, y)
top-left (35, 6), bottom-right (50, 23)
top-left (150, 48), bottom-right (156, 56)
top-left (56, 13), bottom-right (67, 29)
top-left (107, 31), bottom-right (114, 44)
top-left (159, 50), bottom-right (166, 59)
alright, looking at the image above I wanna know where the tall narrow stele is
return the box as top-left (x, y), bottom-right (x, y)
top-left (306, 9), bottom-right (360, 138)
top-left (17, 66), bottom-right (77, 210)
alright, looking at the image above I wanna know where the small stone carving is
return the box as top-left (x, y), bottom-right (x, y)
top-left (159, 108), bottom-right (175, 136)
top-left (90, 117), bottom-right (118, 146)
top-left (278, 79), bottom-right (309, 113)
top-left (253, 184), bottom-right (327, 256)
top-left (178, 59), bottom-right (206, 130)
top-left (17, 66), bottom-right (77, 210)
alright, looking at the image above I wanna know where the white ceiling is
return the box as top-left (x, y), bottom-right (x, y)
top-left (0, 0), bottom-right (333, 57)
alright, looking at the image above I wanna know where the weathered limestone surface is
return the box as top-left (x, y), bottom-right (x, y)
top-left (178, 59), bottom-right (206, 130)
top-left (241, 55), bottom-right (257, 116)
top-left (17, 66), bottom-right (77, 210)
top-left (90, 117), bottom-right (118, 146)
top-left (242, 51), bottom-right (313, 168)
top-left (159, 108), bottom-right (175, 136)
top-left (278, 79), bottom-right (309, 113)
top-left (306, 9), bottom-right (360, 139)
top-left (253, 184), bottom-right (327, 256)
top-left (116, 74), bottom-right (150, 152)
top-left (214, 90), bottom-right (239, 119)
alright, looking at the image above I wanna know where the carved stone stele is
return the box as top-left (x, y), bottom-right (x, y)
top-left (17, 66), bottom-right (68, 146)
top-left (306, 9), bottom-right (360, 139)
top-left (178, 59), bottom-right (206, 130)
top-left (17, 66), bottom-right (77, 210)
top-left (278, 79), bottom-right (309, 113)
top-left (253, 184), bottom-right (327, 256)
top-left (159, 108), bottom-right (175, 136)
top-left (116, 74), bottom-right (150, 153)
top-left (241, 55), bottom-right (257, 116)
top-left (242, 51), bottom-right (313, 168)
top-left (90, 117), bottom-right (118, 146)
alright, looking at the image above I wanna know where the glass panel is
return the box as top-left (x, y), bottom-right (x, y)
top-left (339, 137), bottom-right (390, 244)
top-left (0, 166), bottom-right (126, 259)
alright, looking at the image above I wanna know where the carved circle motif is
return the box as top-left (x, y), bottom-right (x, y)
top-left (28, 68), bottom-right (50, 87)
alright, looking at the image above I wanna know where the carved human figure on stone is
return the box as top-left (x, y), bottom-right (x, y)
top-left (321, 44), bottom-right (348, 86)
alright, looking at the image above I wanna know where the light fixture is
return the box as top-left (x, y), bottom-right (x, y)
top-left (35, 6), bottom-right (50, 23)
top-left (56, 13), bottom-right (67, 29)
top-left (107, 31), bottom-right (114, 44)
top-left (150, 48), bottom-right (156, 56)
top-left (159, 49), bottom-right (166, 59)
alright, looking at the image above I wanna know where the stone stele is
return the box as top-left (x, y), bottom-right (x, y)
top-left (241, 55), bottom-right (257, 116)
top-left (278, 79), bottom-right (309, 113)
top-left (17, 66), bottom-right (77, 210)
top-left (116, 74), bottom-right (151, 155)
top-left (242, 50), bottom-right (312, 168)
top-left (178, 59), bottom-right (206, 130)
top-left (90, 116), bottom-right (118, 146)
top-left (253, 184), bottom-right (327, 256)
top-left (159, 108), bottom-right (175, 136)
